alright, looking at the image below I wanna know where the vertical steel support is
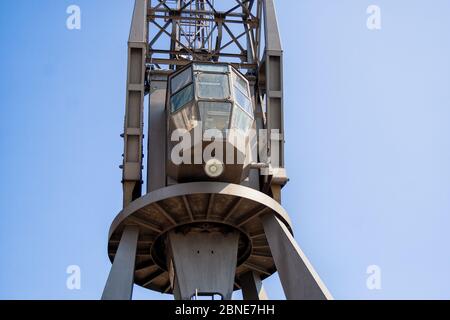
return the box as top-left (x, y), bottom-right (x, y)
top-left (243, 1), bottom-right (256, 65)
top-left (102, 226), bottom-right (140, 300)
top-left (147, 71), bottom-right (168, 192)
top-left (122, 0), bottom-right (148, 207)
top-left (244, 78), bottom-right (261, 191)
top-left (168, 230), bottom-right (240, 300)
top-left (240, 271), bottom-right (269, 300)
top-left (262, 0), bottom-right (286, 181)
top-left (261, 213), bottom-right (333, 300)
top-left (169, 0), bottom-right (182, 69)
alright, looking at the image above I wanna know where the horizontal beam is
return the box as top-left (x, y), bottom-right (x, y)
top-left (243, 262), bottom-right (271, 276)
top-left (108, 247), bottom-right (152, 257)
top-left (149, 14), bottom-right (256, 25)
top-left (148, 8), bottom-right (253, 19)
top-left (147, 58), bottom-right (257, 70)
top-left (148, 49), bottom-right (247, 59)
top-left (127, 216), bottom-right (163, 233)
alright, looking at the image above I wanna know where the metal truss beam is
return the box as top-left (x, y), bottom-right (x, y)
top-left (147, 0), bottom-right (261, 71)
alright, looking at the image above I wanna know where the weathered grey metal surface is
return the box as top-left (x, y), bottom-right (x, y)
top-left (261, 0), bottom-right (286, 192)
top-left (147, 70), bottom-right (169, 192)
top-left (169, 230), bottom-right (239, 300)
top-left (129, 0), bottom-right (148, 43)
top-left (107, 0), bottom-right (333, 301)
top-left (108, 182), bottom-right (292, 294)
top-left (147, 0), bottom-right (288, 196)
top-left (240, 271), bottom-right (269, 300)
top-left (261, 213), bottom-right (333, 300)
top-left (121, 0), bottom-right (148, 207)
top-left (102, 225), bottom-right (140, 300)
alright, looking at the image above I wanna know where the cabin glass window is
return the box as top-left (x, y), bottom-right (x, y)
top-left (171, 84), bottom-right (194, 113)
top-left (199, 102), bottom-right (232, 131)
top-left (194, 64), bottom-right (229, 73)
top-left (233, 72), bottom-right (253, 117)
top-left (197, 73), bottom-right (230, 99)
top-left (231, 107), bottom-right (253, 133)
top-left (171, 67), bottom-right (192, 94)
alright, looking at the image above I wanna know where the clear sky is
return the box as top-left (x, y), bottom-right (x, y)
top-left (1, 0), bottom-right (450, 300)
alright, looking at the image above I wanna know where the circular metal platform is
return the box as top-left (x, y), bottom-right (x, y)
top-left (107, 182), bottom-right (293, 294)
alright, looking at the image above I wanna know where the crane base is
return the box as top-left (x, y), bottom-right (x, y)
top-left (107, 182), bottom-right (292, 294)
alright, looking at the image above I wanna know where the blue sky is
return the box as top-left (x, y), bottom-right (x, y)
top-left (1, 0), bottom-right (450, 300)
